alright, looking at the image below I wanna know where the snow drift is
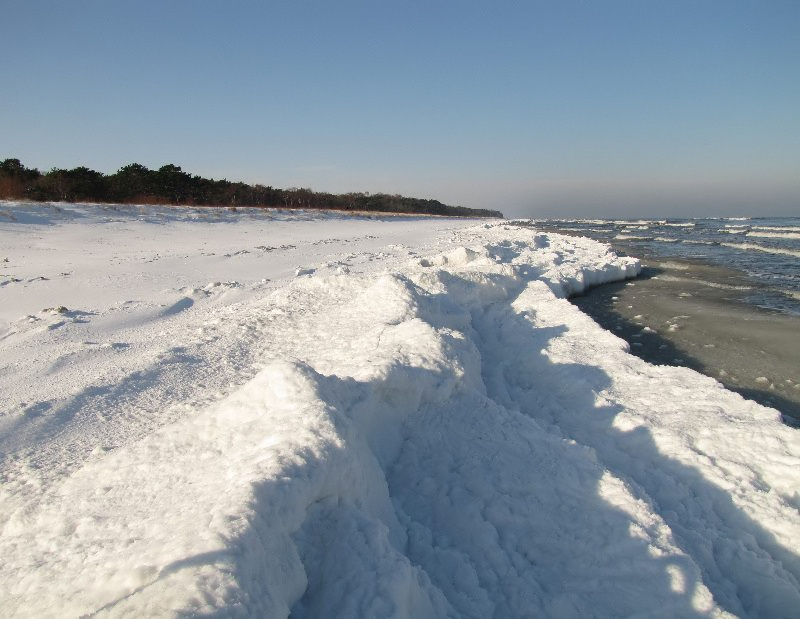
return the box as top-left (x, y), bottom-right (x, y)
top-left (1, 204), bottom-right (798, 617)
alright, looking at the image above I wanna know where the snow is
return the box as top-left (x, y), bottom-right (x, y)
top-left (1, 202), bottom-right (798, 618)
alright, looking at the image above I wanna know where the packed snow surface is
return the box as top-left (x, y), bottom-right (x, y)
top-left (1, 203), bottom-right (798, 618)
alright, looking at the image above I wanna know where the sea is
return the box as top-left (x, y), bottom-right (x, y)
top-left (531, 217), bottom-right (800, 316)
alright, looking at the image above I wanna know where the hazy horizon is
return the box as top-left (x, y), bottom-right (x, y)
top-left (3, 1), bottom-right (798, 218)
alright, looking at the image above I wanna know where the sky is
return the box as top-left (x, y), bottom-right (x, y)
top-left (2, 1), bottom-right (799, 218)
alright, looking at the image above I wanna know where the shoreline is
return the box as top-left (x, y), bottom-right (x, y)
top-left (3, 204), bottom-right (799, 615)
top-left (571, 247), bottom-right (800, 425)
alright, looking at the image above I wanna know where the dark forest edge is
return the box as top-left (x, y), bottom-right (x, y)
top-left (0, 158), bottom-right (503, 219)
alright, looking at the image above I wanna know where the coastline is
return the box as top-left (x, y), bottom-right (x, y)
top-left (2, 204), bottom-right (799, 615)
top-left (571, 247), bottom-right (800, 425)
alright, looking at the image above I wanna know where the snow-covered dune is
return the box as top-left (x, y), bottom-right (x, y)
top-left (1, 203), bottom-right (798, 617)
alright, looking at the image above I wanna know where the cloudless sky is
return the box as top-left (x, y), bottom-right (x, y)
top-left (2, 1), bottom-right (799, 217)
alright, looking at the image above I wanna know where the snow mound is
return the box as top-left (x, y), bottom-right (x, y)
top-left (1, 209), bottom-right (798, 617)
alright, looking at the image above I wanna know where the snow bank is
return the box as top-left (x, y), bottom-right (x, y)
top-left (1, 205), bottom-right (798, 617)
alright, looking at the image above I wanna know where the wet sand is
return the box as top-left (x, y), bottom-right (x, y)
top-left (570, 252), bottom-right (800, 425)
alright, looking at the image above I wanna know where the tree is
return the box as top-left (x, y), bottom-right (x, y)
top-left (0, 156), bottom-right (504, 217)
top-left (0, 159), bottom-right (41, 199)
top-left (155, 164), bottom-right (191, 204)
top-left (109, 163), bottom-right (154, 202)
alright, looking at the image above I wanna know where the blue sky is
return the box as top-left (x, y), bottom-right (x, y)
top-left (2, 1), bottom-right (798, 217)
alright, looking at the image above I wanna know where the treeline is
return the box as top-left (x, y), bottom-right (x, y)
top-left (0, 158), bottom-right (503, 218)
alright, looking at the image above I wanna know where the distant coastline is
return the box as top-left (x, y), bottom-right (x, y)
top-left (0, 158), bottom-right (503, 219)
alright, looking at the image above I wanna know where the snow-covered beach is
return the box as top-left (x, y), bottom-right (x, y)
top-left (1, 203), bottom-right (798, 617)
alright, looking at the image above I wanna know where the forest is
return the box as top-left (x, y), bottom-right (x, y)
top-left (0, 158), bottom-right (503, 218)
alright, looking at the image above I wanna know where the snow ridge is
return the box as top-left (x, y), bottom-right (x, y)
top-left (1, 215), bottom-right (798, 617)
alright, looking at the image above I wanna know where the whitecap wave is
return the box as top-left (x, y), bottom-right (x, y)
top-left (610, 219), bottom-right (663, 226)
top-left (751, 226), bottom-right (799, 233)
top-left (615, 234), bottom-right (654, 241)
top-left (658, 261), bottom-right (691, 270)
top-left (655, 275), bottom-right (752, 291)
top-left (720, 242), bottom-right (800, 258)
top-left (747, 231), bottom-right (800, 240)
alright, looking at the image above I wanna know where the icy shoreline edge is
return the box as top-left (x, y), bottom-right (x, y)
top-left (1, 207), bottom-right (798, 617)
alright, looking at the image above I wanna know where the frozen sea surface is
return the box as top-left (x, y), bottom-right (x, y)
top-left (1, 203), bottom-right (798, 617)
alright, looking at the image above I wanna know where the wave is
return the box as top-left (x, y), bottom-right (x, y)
top-left (602, 220), bottom-right (700, 230)
top-left (751, 226), bottom-right (799, 233)
top-left (658, 261), bottom-right (691, 270)
top-left (747, 231), bottom-right (800, 240)
top-left (608, 219), bottom-right (664, 226)
top-left (720, 242), bottom-right (800, 258)
top-left (655, 275), bottom-right (753, 291)
top-left (546, 219), bottom-right (614, 226)
top-left (615, 234), bottom-right (654, 241)
top-left (548, 226), bottom-right (601, 234)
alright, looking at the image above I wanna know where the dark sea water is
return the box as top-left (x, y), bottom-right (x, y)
top-left (531, 217), bottom-right (800, 316)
